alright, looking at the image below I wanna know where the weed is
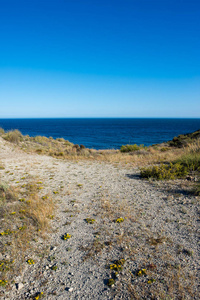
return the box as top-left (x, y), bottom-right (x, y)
top-left (120, 144), bottom-right (145, 153)
top-left (0, 279), bottom-right (8, 286)
top-left (107, 278), bottom-right (115, 287)
top-left (48, 215), bottom-right (54, 220)
top-left (62, 233), bottom-right (71, 240)
top-left (136, 268), bottom-right (147, 276)
top-left (109, 259), bottom-right (125, 272)
top-left (85, 218), bottom-right (95, 224)
top-left (27, 259), bottom-right (35, 265)
top-left (33, 292), bottom-right (44, 299)
top-left (115, 217), bottom-right (124, 223)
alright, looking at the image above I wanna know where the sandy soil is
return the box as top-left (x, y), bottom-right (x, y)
top-left (0, 137), bottom-right (199, 299)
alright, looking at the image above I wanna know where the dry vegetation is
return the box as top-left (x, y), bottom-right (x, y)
top-left (1, 127), bottom-right (199, 167)
top-left (0, 179), bottom-right (54, 291)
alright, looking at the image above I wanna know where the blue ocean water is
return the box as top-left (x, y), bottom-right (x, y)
top-left (0, 118), bottom-right (200, 150)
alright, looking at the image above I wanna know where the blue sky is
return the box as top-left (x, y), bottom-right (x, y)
top-left (0, 0), bottom-right (199, 118)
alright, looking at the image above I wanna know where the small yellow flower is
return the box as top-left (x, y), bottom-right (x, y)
top-left (85, 218), bottom-right (95, 224)
top-left (48, 215), bottom-right (54, 220)
top-left (27, 259), bottom-right (35, 265)
top-left (62, 233), bottom-right (71, 240)
top-left (19, 198), bottom-right (25, 202)
top-left (115, 217), bottom-right (124, 223)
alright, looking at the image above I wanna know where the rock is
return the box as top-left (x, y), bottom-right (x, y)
top-left (67, 287), bottom-right (74, 292)
top-left (51, 246), bottom-right (57, 251)
top-left (16, 283), bottom-right (24, 290)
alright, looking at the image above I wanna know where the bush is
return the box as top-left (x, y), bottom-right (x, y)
top-left (160, 147), bottom-right (169, 152)
top-left (56, 138), bottom-right (65, 142)
top-left (3, 130), bottom-right (22, 144)
top-left (175, 152), bottom-right (200, 171)
top-left (140, 163), bottom-right (188, 180)
top-left (0, 128), bottom-right (5, 135)
top-left (168, 130), bottom-right (200, 148)
top-left (34, 136), bottom-right (49, 145)
top-left (193, 182), bottom-right (200, 195)
top-left (120, 144), bottom-right (144, 153)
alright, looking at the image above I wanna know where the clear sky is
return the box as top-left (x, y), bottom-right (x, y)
top-left (0, 0), bottom-right (199, 118)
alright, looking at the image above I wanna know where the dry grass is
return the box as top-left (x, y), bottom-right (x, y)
top-left (0, 181), bottom-right (54, 285)
top-left (0, 128), bottom-right (188, 167)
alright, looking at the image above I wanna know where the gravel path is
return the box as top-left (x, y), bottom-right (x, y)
top-left (0, 137), bottom-right (199, 299)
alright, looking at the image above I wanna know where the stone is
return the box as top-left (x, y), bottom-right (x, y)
top-left (16, 283), bottom-right (24, 290)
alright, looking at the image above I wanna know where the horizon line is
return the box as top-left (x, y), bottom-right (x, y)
top-left (0, 117), bottom-right (200, 120)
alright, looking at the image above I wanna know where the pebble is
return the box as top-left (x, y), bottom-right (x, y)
top-left (16, 283), bottom-right (24, 290)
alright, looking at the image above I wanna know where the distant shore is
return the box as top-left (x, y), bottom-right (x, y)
top-left (0, 118), bottom-right (200, 149)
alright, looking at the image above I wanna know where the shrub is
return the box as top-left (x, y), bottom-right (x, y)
top-left (120, 144), bottom-right (143, 153)
top-left (3, 130), bottom-right (22, 144)
top-left (64, 140), bottom-right (73, 146)
top-left (0, 128), bottom-right (5, 135)
top-left (193, 182), bottom-right (200, 195)
top-left (56, 138), bottom-right (65, 142)
top-left (160, 147), bottom-right (169, 152)
top-left (34, 136), bottom-right (49, 145)
top-left (140, 163), bottom-right (188, 180)
top-left (175, 152), bottom-right (200, 171)
top-left (168, 130), bottom-right (200, 148)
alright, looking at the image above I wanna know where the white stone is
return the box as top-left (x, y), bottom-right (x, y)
top-left (16, 283), bottom-right (24, 290)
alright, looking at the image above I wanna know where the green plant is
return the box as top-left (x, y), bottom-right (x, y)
top-left (136, 268), bottom-right (147, 276)
top-left (109, 259), bottom-right (125, 271)
top-left (140, 162), bottom-right (188, 180)
top-left (62, 233), bottom-right (71, 240)
top-left (160, 147), bottom-right (169, 152)
top-left (27, 259), bottom-right (35, 265)
top-left (115, 217), bottom-right (124, 223)
top-left (85, 218), bottom-right (95, 224)
top-left (193, 182), bottom-right (200, 195)
top-left (175, 152), bottom-right (200, 171)
top-left (0, 279), bottom-right (8, 286)
top-left (120, 144), bottom-right (143, 153)
top-left (107, 278), bottom-right (115, 286)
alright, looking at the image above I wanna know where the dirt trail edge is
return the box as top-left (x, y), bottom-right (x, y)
top-left (0, 137), bottom-right (199, 299)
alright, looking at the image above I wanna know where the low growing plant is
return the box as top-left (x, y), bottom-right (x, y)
top-left (120, 144), bottom-right (145, 153)
top-left (140, 162), bottom-right (188, 180)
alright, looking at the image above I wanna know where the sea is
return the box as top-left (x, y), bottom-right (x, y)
top-left (0, 118), bottom-right (200, 150)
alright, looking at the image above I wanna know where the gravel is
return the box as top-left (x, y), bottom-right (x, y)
top-left (0, 137), bottom-right (199, 299)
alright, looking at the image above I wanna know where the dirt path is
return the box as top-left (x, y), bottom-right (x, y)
top-left (0, 137), bottom-right (199, 299)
